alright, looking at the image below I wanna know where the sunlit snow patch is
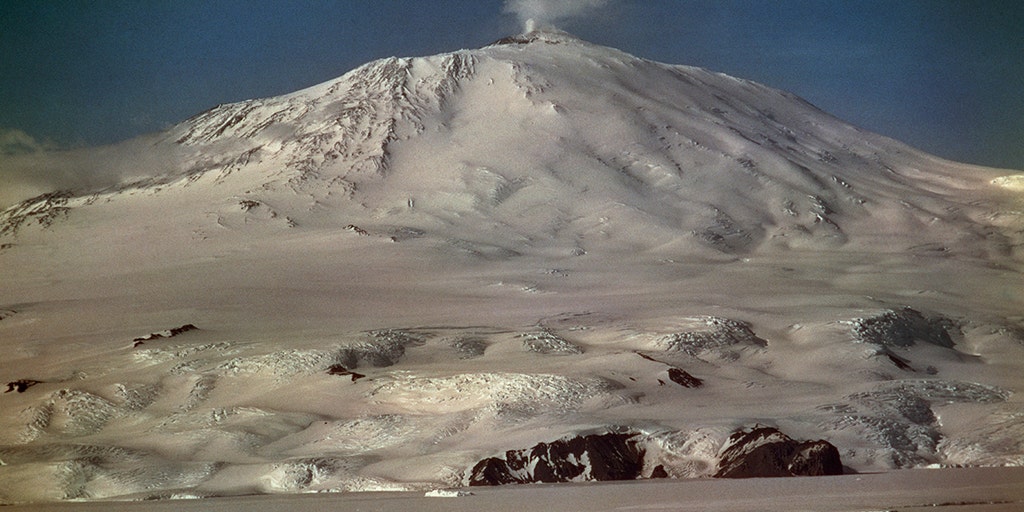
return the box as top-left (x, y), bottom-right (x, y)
top-left (992, 174), bottom-right (1024, 191)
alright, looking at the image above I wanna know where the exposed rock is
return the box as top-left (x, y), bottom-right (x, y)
top-left (467, 432), bottom-right (645, 485)
top-left (713, 426), bottom-right (842, 478)
top-left (238, 199), bottom-right (262, 211)
top-left (667, 368), bottom-right (703, 388)
top-left (488, 29), bottom-right (577, 47)
top-left (133, 324), bottom-right (199, 346)
top-left (5, 379), bottom-right (43, 393)
top-left (344, 224), bottom-right (369, 236)
top-left (637, 353), bottom-right (703, 388)
top-left (885, 351), bottom-right (916, 371)
top-left (326, 364), bottom-right (365, 382)
top-left (0, 191), bottom-right (72, 236)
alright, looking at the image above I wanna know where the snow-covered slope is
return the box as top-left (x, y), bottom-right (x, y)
top-left (1, 30), bottom-right (1023, 502)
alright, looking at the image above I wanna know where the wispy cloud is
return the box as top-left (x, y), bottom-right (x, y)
top-left (503, 0), bottom-right (616, 32)
top-left (0, 129), bottom-right (180, 210)
top-left (0, 128), bottom-right (57, 156)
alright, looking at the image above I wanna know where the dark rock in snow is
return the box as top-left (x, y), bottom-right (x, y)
top-left (667, 368), bottom-right (703, 388)
top-left (650, 464), bottom-right (669, 479)
top-left (488, 30), bottom-right (576, 47)
top-left (0, 190), bottom-right (72, 236)
top-left (468, 432), bottom-right (645, 485)
top-left (637, 353), bottom-right (703, 387)
top-left (326, 364), bottom-right (365, 382)
top-left (885, 351), bottom-right (916, 372)
top-left (713, 426), bottom-right (842, 478)
top-left (344, 224), bottom-right (369, 236)
top-left (132, 324), bottom-right (199, 346)
top-left (5, 379), bottom-right (43, 393)
top-left (238, 199), bottom-right (261, 211)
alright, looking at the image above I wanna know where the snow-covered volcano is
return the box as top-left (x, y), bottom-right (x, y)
top-left (2, 30), bottom-right (1023, 502)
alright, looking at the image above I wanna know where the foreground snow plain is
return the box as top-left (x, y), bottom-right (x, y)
top-left (1, 30), bottom-right (1023, 504)
top-left (4, 468), bottom-right (1024, 511)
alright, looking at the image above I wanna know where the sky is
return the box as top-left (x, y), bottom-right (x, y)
top-left (1, 0), bottom-right (1022, 200)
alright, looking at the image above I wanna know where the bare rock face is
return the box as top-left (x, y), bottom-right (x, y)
top-left (850, 308), bottom-right (956, 348)
top-left (467, 432), bottom-right (645, 485)
top-left (132, 324), bottom-right (199, 346)
top-left (5, 379), bottom-right (43, 393)
top-left (666, 367), bottom-right (703, 388)
top-left (713, 426), bottom-right (843, 478)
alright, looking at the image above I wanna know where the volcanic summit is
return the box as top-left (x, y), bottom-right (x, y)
top-left (1, 30), bottom-right (1022, 502)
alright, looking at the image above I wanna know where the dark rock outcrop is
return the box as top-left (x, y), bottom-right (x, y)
top-left (132, 324), bottom-right (199, 346)
top-left (5, 379), bottom-right (43, 393)
top-left (886, 351), bottom-right (915, 371)
top-left (468, 432), bottom-right (645, 486)
top-left (0, 190), bottom-right (72, 236)
top-left (713, 426), bottom-right (842, 478)
top-left (326, 364), bottom-right (365, 382)
top-left (667, 368), bottom-right (703, 388)
top-left (637, 353), bottom-right (704, 388)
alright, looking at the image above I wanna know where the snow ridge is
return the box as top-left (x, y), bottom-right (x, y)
top-left (170, 52), bottom-right (476, 188)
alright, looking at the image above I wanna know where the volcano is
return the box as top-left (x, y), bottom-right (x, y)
top-left (1, 30), bottom-right (1023, 503)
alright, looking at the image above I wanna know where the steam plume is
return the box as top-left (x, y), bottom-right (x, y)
top-left (503, 0), bottom-right (615, 33)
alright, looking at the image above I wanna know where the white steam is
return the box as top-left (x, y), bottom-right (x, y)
top-left (503, 0), bottom-right (615, 33)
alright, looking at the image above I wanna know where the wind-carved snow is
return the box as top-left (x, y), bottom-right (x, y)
top-left (170, 52), bottom-right (476, 190)
top-left (365, 372), bottom-right (617, 418)
top-left (813, 378), bottom-right (1013, 469)
top-left (657, 317), bottom-right (768, 357)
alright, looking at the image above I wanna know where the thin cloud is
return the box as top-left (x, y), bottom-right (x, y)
top-left (0, 130), bottom-right (181, 210)
top-left (0, 128), bottom-right (57, 156)
top-left (503, 0), bottom-right (616, 32)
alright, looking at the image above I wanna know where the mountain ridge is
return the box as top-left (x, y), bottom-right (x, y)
top-left (3, 30), bottom-right (1017, 260)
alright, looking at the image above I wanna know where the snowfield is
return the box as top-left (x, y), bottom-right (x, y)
top-left (1, 29), bottom-right (1023, 507)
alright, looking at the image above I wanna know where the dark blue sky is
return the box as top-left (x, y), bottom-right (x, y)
top-left (1, 0), bottom-right (1022, 170)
